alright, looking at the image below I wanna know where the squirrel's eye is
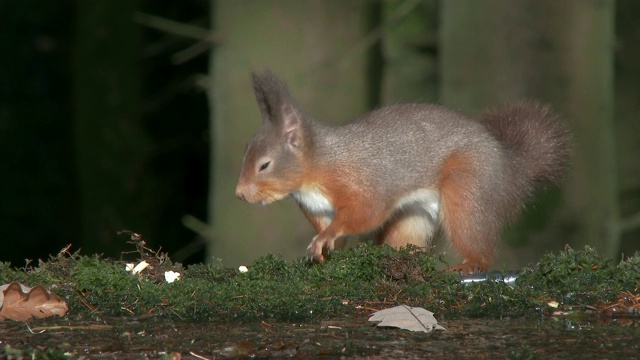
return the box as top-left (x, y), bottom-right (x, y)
top-left (259, 161), bottom-right (271, 172)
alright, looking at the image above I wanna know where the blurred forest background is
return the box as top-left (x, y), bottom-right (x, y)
top-left (1, 0), bottom-right (639, 270)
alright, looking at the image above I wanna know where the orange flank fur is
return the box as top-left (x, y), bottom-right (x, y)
top-left (438, 151), bottom-right (491, 273)
top-left (304, 167), bottom-right (389, 261)
top-left (322, 182), bottom-right (387, 235)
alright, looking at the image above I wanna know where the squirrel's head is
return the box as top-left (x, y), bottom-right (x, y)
top-left (235, 70), bottom-right (311, 205)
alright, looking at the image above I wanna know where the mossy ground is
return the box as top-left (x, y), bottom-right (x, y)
top-left (1, 236), bottom-right (639, 323)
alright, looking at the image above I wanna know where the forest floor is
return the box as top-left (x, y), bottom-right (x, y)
top-left (1, 235), bottom-right (639, 359)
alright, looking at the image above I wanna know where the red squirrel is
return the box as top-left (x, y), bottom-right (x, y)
top-left (235, 70), bottom-right (570, 274)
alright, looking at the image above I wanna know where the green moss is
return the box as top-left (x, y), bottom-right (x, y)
top-left (615, 251), bottom-right (640, 288)
top-left (2, 242), bottom-right (638, 322)
top-left (517, 246), bottom-right (629, 305)
top-left (0, 261), bottom-right (17, 282)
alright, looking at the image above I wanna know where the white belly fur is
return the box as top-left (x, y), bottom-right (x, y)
top-left (292, 187), bottom-right (440, 233)
top-left (394, 188), bottom-right (441, 222)
top-left (291, 189), bottom-right (335, 217)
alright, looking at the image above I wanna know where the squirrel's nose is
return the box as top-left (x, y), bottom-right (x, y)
top-left (235, 184), bottom-right (247, 201)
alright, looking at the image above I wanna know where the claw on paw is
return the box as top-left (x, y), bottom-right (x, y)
top-left (306, 240), bottom-right (325, 263)
top-left (307, 253), bottom-right (325, 263)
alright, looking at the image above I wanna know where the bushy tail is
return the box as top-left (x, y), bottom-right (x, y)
top-left (480, 101), bottom-right (571, 191)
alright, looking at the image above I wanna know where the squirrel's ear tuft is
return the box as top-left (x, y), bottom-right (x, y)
top-left (251, 69), bottom-right (292, 126)
top-left (251, 70), bottom-right (273, 121)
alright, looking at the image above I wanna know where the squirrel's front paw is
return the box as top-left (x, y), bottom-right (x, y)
top-left (306, 235), bottom-right (326, 263)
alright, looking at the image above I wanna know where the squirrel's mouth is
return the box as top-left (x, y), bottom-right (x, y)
top-left (244, 192), bottom-right (286, 206)
top-left (236, 181), bottom-right (289, 205)
top-left (258, 192), bottom-right (287, 205)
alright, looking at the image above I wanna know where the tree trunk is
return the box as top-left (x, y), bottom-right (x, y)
top-left (615, 0), bottom-right (640, 254)
top-left (208, 0), bottom-right (372, 266)
top-left (381, 0), bottom-right (439, 104)
top-left (440, 0), bottom-right (617, 266)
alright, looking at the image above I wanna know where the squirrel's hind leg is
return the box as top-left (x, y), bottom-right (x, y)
top-left (377, 209), bottom-right (437, 250)
top-left (438, 151), bottom-right (498, 274)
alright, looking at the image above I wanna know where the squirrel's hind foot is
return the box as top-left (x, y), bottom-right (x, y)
top-left (448, 261), bottom-right (488, 275)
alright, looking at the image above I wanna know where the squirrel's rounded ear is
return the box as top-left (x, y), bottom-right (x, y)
top-left (282, 105), bottom-right (303, 149)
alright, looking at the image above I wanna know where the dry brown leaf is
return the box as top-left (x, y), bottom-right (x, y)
top-left (0, 282), bottom-right (68, 321)
top-left (368, 305), bottom-right (445, 333)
